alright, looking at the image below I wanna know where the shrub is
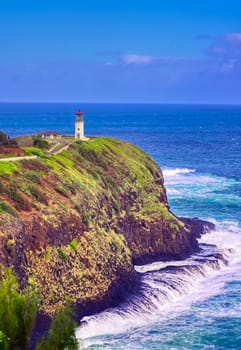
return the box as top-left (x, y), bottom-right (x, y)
top-left (0, 181), bottom-right (5, 194)
top-left (36, 307), bottom-right (78, 350)
top-left (74, 201), bottom-right (81, 212)
top-left (55, 181), bottom-right (78, 197)
top-left (0, 131), bottom-right (9, 145)
top-left (111, 239), bottom-right (119, 251)
top-left (102, 176), bottom-right (117, 191)
top-left (78, 147), bottom-right (107, 168)
top-left (33, 136), bottom-right (49, 150)
top-left (0, 330), bottom-right (8, 348)
top-left (0, 131), bottom-right (18, 148)
top-left (65, 182), bottom-right (77, 195)
top-left (8, 185), bottom-right (31, 211)
top-left (69, 239), bottom-right (78, 252)
top-left (24, 171), bottom-right (41, 184)
top-left (82, 210), bottom-right (90, 225)
top-left (112, 200), bottom-right (120, 214)
top-left (58, 248), bottom-right (68, 262)
top-left (5, 239), bottom-right (15, 257)
top-left (29, 185), bottom-right (48, 204)
top-left (0, 269), bottom-right (38, 350)
top-left (55, 184), bottom-right (68, 197)
top-left (0, 200), bottom-right (18, 217)
top-left (0, 269), bottom-right (78, 350)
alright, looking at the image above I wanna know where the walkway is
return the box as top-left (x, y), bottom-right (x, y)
top-left (48, 141), bottom-right (72, 155)
top-left (0, 155), bottom-right (38, 162)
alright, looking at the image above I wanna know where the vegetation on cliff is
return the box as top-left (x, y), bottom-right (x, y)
top-left (0, 132), bottom-right (18, 148)
top-left (0, 132), bottom-right (22, 158)
top-left (0, 137), bottom-right (197, 317)
top-left (0, 269), bottom-right (78, 350)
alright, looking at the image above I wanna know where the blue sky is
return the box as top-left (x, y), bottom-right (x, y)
top-left (0, 0), bottom-right (241, 103)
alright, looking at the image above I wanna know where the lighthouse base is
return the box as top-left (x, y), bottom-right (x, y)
top-left (75, 135), bottom-right (90, 141)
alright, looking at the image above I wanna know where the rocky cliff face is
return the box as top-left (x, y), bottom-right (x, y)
top-left (0, 137), bottom-right (198, 317)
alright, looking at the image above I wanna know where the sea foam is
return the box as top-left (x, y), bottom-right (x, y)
top-left (77, 222), bottom-right (241, 343)
top-left (162, 168), bottom-right (195, 177)
top-left (76, 167), bottom-right (241, 347)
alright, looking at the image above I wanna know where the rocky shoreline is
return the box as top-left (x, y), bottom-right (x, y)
top-left (179, 217), bottom-right (215, 238)
top-left (31, 216), bottom-right (215, 347)
top-left (0, 136), bottom-right (216, 346)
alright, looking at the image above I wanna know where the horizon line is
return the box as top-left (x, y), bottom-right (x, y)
top-left (0, 101), bottom-right (241, 107)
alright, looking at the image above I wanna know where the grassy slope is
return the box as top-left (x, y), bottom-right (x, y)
top-left (0, 137), bottom-right (191, 316)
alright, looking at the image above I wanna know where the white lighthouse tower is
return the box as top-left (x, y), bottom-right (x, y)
top-left (75, 109), bottom-right (88, 140)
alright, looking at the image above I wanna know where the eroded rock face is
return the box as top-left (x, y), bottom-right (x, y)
top-left (0, 137), bottom-right (199, 317)
top-left (179, 217), bottom-right (216, 238)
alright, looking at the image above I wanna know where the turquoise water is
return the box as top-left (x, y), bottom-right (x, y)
top-left (1, 103), bottom-right (241, 349)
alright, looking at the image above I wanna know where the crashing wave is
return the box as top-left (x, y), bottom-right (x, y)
top-left (77, 223), bottom-right (241, 341)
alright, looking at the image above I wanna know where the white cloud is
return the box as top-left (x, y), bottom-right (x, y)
top-left (121, 54), bottom-right (155, 64)
top-left (104, 61), bottom-right (114, 66)
top-left (208, 33), bottom-right (241, 58)
top-left (120, 54), bottom-right (197, 65)
top-left (220, 59), bottom-right (238, 73)
top-left (224, 33), bottom-right (241, 43)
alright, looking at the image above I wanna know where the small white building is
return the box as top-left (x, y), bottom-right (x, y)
top-left (41, 131), bottom-right (62, 140)
top-left (75, 110), bottom-right (89, 140)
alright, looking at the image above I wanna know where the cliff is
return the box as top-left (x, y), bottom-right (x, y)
top-left (0, 137), bottom-right (198, 317)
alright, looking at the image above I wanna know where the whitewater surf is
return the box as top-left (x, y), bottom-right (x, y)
top-left (76, 168), bottom-right (241, 349)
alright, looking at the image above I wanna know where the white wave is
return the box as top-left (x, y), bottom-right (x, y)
top-left (165, 173), bottom-right (226, 187)
top-left (77, 222), bottom-right (241, 344)
top-left (164, 174), bottom-right (228, 195)
top-left (199, 220), bottom-right (241, 265)
top-left (163, 168), bottom-right (195, 177)
top-left (135, 258), bottom-right (197, 274)
top-left (165, 188), bottom-right (181, 195)
top-left (163, 167), bottom-right (240, 206)
top-left (77, 261), bottom-right (225, 341)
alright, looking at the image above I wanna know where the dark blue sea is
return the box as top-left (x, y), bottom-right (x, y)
top-left (1, 103), bottom-right (241, 350)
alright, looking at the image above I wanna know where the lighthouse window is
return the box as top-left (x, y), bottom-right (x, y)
top-left (78, 128), bottom-right (80, 130)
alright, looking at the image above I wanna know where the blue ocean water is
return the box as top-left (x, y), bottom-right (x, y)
top-left (1, 103), bottom-right (241, 349)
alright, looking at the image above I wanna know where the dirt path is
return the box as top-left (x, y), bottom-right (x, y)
top-left (0, 155), bottom-right (38, 162)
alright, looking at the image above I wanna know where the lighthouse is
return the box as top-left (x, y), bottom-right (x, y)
top-left (75, 109), bottom-right (88, 140)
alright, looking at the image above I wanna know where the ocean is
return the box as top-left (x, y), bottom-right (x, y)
top-left (1, 103), bottom-right (241, 349)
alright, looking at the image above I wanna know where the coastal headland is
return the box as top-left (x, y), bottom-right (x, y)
top-left (0, 136), bottom-right (211, 324)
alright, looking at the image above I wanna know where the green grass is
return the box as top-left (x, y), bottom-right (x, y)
top-left (22, 147), bottom-right (45, 156)
top-left (0, 162), bottom-right (18, 175)
top-left (69, 239), bottom-right (78, 252)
